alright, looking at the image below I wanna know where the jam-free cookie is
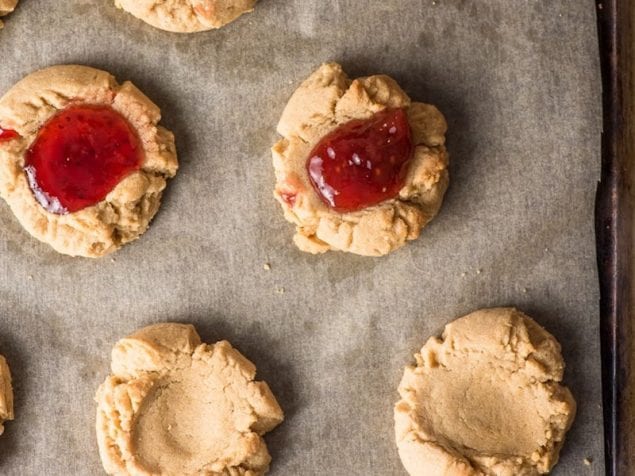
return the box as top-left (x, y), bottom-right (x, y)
top-left (95, 323), bottom-right (284, 476)
top-left (0, 65), bottom-right (178, 257)
top-left (0, 354), bottom-right (13, 435)
top-left (114, 0), bottom-right (257, 33)
top-left (0, 0), bottom-right (18, 28)
top-left (272, 63), bottom-right (448, 256)
top-left (394, 308), bottom-right (576, 476)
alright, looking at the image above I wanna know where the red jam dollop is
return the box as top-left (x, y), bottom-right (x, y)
top-left (0, 126), bottom-right (19, 142)
top-left (25, 105), bottom-right (142, 214)
top-left (306, 108), bottom-right (414, 212)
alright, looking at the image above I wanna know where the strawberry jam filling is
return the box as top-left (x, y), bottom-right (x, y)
top-left (0, 126), bottom-right (19, 142)
top-left (306, 108), bottom-right (414, 212)
top-left (25, 105), bottom-right (142, 214)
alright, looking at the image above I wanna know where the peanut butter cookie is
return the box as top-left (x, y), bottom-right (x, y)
top-left (114, 0), bottom-right (257, 33)
top-left (95, 323), bottom-right (284, 475)
top-left (272, 63), bottom-right (448, 256)
top-left (0, 354), bottom-right (13, 435)
top-left (394, 308), bottom-right (576, 475)
top-left (0, 65), bottom-right (178, 257)
top-left (0, 0), bottom-right (17, 28)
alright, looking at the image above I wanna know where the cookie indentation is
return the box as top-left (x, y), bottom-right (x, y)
top-left (394, 307), bottom-right (576, 476)
top-left (95, 323), bottom-right (284, 476)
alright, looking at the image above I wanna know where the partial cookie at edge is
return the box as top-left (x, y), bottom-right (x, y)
top-left (0, 0), bottom-right (18, 27)
top-left (114, 0), bottom-right (258, 33)
top-left (0, 354), bottom-right (13, 435)
top-left (272, 62), bottom-right (449, 257)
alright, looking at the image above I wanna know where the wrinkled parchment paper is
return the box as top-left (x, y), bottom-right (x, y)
top-left (0, 0), bottom-right (603, 474)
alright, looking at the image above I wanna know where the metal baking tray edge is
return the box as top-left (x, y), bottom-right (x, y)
top-left (596, 1), bottom-right (635, 474)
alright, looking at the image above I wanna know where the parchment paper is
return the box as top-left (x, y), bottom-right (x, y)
top-left (0, 1), bottom-right (604, 474)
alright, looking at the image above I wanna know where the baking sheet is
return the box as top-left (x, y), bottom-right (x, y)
top-left (0, 1), bottom-right (604, 474)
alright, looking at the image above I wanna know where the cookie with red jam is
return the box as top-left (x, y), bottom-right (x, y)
top-left (272, 63), bottom-right (448, 256)
top-left (0, 65), bottom-right (178, 257)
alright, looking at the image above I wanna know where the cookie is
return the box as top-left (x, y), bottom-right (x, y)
top-left (272, 62), bottom-right (448, 256)
top-left (0, 354), bottom-right (13, 435)
top-left (394, 308), bottom-right (576, 476)
top-left (95, 323), bottom-right (284, 476)
top-left (0, 65), bottom-right (178, 257)
top-left (0, 0), bottom-right (18, 28)
top-left (114, 0), bottom-right (257, 33)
